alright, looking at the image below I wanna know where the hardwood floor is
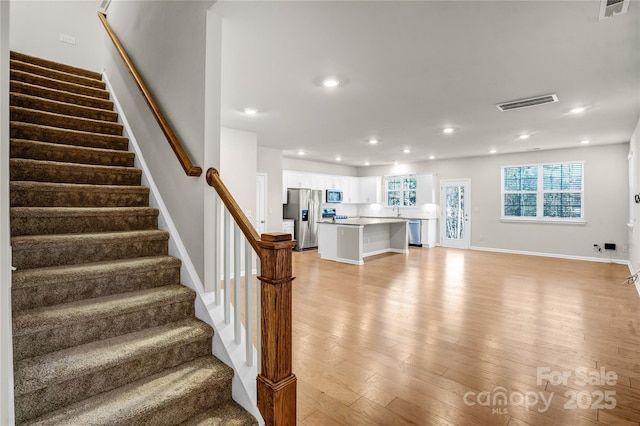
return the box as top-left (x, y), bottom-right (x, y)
top-left (290, 247), bottom-right (640, 425)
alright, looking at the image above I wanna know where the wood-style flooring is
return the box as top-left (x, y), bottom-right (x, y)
top-left (290, 247), bottom-right (640, 425)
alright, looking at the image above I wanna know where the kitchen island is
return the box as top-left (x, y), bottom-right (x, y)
top-left (317, 218), bottom-right (408, 265)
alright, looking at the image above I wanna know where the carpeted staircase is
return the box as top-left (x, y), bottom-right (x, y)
top-left (9, 51), bottom-right (257, 425)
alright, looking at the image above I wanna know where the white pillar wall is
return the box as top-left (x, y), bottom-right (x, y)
top-left (1, 0), bottom-right (16, 423)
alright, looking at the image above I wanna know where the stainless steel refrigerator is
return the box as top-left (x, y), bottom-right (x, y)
top-left (283, 189), bottom-right (322, 251)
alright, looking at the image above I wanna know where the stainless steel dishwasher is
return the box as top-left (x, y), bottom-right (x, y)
top-left (408, 220), bottom-right (422, 246)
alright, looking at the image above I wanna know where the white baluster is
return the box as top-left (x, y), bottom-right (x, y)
top-left (214, 197), bottom-right (221, 305)
top-left (224, 209), bottom-right (231, 324)
top-left (245, 240), bottom-right (253, 366)
top-left (256, 257), bottom-right (262, 373)
top-left (234, 223), bottom-right (241, 344)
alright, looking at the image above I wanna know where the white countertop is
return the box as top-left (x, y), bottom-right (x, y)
top-left (319, 218), bottom-right (407, 226)
top-left (362, 216), bottom-right (438, 220)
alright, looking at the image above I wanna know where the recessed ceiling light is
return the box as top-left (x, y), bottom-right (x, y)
top-left (297, 150), bottom-right (305, 156)
top-left (403, 148), bottom-right (411, 154)
top-left (364, 161), bottom-right (370, 166)
top-left (580, 140), bottom-right (590, 144)
top-left (489, 149), bottom-right (497, 154)
top-left (519, 134), bottom-right (530, 140)
top-left (323, 78), bottom-right (340, 88)
top-left (335, 156), bottom-right (342, 161)
top-left (443, 127), bottom-right (455, 134)
top-left (243, 107), bottom-right (258, 115)
top-left (429, 155), bottom-right (435, 160)
top-left (570, 107), bottom-right (586, 114)
top-left (369, 139), bottom-right (378, 145)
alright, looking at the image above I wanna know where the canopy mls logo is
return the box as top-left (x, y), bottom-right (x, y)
top-left (463, 366), bottom-right (618, 415)
top-left (463, 387), bottom-right (553, 415)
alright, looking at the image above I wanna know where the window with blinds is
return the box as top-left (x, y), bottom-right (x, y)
top-left (502, 162), bottom-right (584, 221)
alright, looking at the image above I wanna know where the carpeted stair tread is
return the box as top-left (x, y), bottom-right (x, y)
top-left (10, 139), bottom-right (135, 167)
top-left (10, 206), bottom-right (159, 236)
top-left (10, 158), bottom-right (142, 186)
top-left (11, 229), bottom-right (169, 269)
top-left (11, 51), bottom-right (102, 80)
top-left (21, 356), bottom-right (233, 426)
top-left (12, 284), bottom-right (196, 361)
top-left (11, 59), bottom-right (106, 90)
top-left (11, 256), bottom-right (182, 311)
top-left (14, 319), bottom-right (212, 422)
top-left (11, 80), bottom-right (114, 110)
top-left (11, 106), bottom-right (123, 135)
top-left (11, 121), bottom-right (128, 150)
top-left (10, 181), bottom-right (150, 207)
top-left (14, 322), bottom-right (213, 422)
top-left (11, 69), bottom-right (110, 99)
top-left (180, 401), bottom-right (258, 425)
top-left (10, 93), bottom-right (119, 122)
top-left (15, 318), bottom-right (212, 396)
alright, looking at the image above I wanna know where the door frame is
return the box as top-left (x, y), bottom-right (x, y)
top-left (440, 179), bottom-right (471, 249)
top-left (256, 173), bottom-right (267, 235)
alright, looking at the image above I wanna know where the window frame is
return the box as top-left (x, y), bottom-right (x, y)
top-left (501, 161), bottom-right (585, 223)
top-left (385, 175), bottom-right (418, 207)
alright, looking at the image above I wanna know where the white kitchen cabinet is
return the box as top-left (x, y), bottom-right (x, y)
top-left (421, 219), bottom-right (438, 247)
top-left (416, 174), bottom-right (436, 205)
top-left (358, 176), bottom-right (381, 204)
top-left (283, 171), bottom-right (312, 203)
top-left (343, 177), bottom-right (360, 203)
top-left (325, 175), bottom-right (341, 190)
top-left (286, 171), bottom-right (311, 189)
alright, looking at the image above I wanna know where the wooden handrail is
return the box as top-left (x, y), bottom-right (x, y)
top-left (206, 168), bottom-right (262, 255)
top-left (98, 12), bottom-right (202, 177)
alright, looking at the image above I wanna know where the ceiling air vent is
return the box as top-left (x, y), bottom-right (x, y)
top-left (495, 94), bottom-right (559, 112)
top-left (599, 0), bottom-right (630, 19)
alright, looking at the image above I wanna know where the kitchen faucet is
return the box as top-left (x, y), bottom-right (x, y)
top-left (394, 205), bottom-right (401, 217)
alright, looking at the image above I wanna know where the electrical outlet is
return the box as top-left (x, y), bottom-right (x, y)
top-left (59, 33), bottom-right (76, 45)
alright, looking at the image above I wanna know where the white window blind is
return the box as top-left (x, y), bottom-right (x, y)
top-left (502, 162), bottom-right (584, 221)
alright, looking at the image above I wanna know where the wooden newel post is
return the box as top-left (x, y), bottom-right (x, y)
top-left (257, 232), bottom-right (297, 426)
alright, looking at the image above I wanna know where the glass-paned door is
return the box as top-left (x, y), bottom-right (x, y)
top-left (440, 179), bottom-right (471, 249)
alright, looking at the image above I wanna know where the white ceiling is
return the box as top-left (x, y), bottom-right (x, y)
top-left (212, 0), bottom-right (640, 167)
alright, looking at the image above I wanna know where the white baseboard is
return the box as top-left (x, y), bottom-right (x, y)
top-left (363, 248), bottom-right (408, 258)
top-left (470, 245), bottom-right (630, 265)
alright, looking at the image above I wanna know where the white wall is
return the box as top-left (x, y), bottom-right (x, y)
top-left (221, 127), bottom-right (257, 219)
top-left (283, 157), bottom-right (358, 176)
top-left (103, 0), bottom-right (215, 278)
top-left (1, 1), bottom-right (15, 423)
top-left (10, 0), bottom-right (105, 72)
top-left (627, 118), bottom-right (640, 272)
top-left (257, 147), bottom-right (283, 233)
top-left (360, 144), bottom-right (630, 261)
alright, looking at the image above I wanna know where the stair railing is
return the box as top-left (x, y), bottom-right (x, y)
top-left (206, 168), bottom-right (297, 426)
top-left (98, 12), bottom-right (202, 177)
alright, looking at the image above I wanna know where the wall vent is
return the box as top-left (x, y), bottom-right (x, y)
top-left (599, 0), bottom-right (630, 19)
top-left (495, 94), bottom-right (559, 112)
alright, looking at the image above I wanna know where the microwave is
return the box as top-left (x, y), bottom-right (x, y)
top-left (326, 190), bottom-right (343, 203)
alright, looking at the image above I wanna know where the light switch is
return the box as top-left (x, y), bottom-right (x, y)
top-left (59, 34), bottom-right (76, 45)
